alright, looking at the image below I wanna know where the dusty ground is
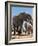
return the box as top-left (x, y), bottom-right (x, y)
top-left (9, 32), bottom-right (33, 43)
top-left (11, 34), bottom-right (33, 39)
top-left (11, 31), bottom-right (33, 39)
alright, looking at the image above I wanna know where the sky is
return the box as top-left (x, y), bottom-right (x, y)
top-left (11, 6), bottom-right (32, 16)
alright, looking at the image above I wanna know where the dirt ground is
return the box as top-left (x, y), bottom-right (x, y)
top-left (11, 34), bottom-right (33, 39)
top-left (11, 31), bottom-right (33, 39)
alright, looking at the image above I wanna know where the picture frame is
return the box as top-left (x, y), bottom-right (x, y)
top-left (5, 1), bottom-right (37, 45)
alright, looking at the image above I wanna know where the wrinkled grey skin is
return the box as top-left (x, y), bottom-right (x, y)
top-left (13, 12), bottom-right (33, 35)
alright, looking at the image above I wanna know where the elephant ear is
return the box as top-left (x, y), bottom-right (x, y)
top-left (27, 14), bottom-right (32, 20)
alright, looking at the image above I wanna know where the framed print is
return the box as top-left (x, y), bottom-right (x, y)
top-left (5, 1), bottom-right (37, 45)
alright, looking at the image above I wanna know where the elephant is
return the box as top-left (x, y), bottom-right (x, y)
top-left (12, 12), bottom-right (33, 35)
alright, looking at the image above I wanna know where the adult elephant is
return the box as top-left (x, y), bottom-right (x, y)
top-left (13, 12), bottom-right (33, 35)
